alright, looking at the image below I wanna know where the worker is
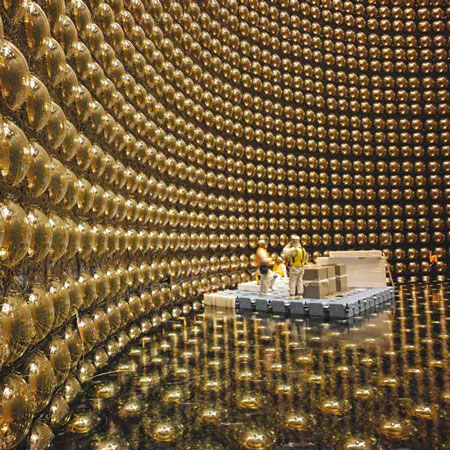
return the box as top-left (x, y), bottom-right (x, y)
top-left (272, 255), bottom-right (287, 277)
top-left (282, 235), bottom-right (308, 299)
top-left (271, 255), bottom-right (288, 288)
top-left (255, 239), bottom-right (274, 294)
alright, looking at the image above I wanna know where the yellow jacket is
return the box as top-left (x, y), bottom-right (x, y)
top-left (287, 246), bottom-right (308, 268)
top-left (273, 263), bottom-right (287, 277)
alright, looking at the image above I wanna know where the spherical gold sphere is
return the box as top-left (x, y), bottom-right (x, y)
top-left (149, 420), bottom-right (180, 442)
top-left (237, 429), bottom-right (274, 449)
top-left (28, 285), bottom-right (54, 345)
top-left (27, 351), bottom-right (55, 412)
top-left (0, 375), bottom-right (35, 448)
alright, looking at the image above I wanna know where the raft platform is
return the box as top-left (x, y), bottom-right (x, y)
top-left (204, 286), bottom-right (395, 319)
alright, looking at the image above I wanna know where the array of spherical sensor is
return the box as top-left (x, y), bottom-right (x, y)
top-left (0, 0), bottom-right (448, 448)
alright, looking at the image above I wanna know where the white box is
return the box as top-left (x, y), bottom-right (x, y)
top-left (204, 292), bottom-right (237, 308)
top-left (215, 295), bottom-right (232, 308)
top-left (238, 279), bottom-right (289, 293)
top-left (237, 281), bottom-right (260, 292)
top-left (203, 293), bottom-right (215, 306)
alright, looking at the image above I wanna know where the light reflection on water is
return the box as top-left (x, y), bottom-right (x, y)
top-left (53, 282), bottom-right (449, 449)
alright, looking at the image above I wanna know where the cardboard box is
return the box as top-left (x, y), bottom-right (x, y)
top-left (325, 265), bottom-right (336, 278)
top-left (303, 266), bottom-right (328, 281)
top-left (336, 275), bottom-right (348, 292)
top-left (328, 277), bottom-right (337, 294)
top-left (304, 280), bottom-right (329, 298)
top-left (316, 251), bottom-right (386, 288)
top-left (334, 264), bottom-right (347, 276)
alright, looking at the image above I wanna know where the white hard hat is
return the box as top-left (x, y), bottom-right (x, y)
top-left (258, 239), bottom-right (267, 245)
top-left (291, 234), bottom-right (300, 241)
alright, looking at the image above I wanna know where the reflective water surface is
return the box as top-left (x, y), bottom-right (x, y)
top-left (51, 282), bottom-right (449, 449)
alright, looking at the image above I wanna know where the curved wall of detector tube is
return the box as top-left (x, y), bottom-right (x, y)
top-left (0, 0), bottom-right (448, 447)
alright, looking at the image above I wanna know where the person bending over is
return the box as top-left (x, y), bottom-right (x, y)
top-left (272, 255), bottom-right (287, 287)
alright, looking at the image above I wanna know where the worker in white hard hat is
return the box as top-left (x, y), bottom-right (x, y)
top-left (271, 255), bottom-right (288, 288)
top-left (272, 255), bottom-right (287, 278)
top-left (282, 234), bottom-right (308, 299)
top-left (255, 239), bottom-right (274, 295)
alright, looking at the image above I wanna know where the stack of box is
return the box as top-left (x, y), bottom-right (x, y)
top-left (334, 264), bottom-right (348, 292)
top-left (303, 266), bottom-right (329, 298)
top-left (303, 264), bottom-right (348, 299)
top-left (316, 251), bottom-right (386, 288)
top-left (325, 265), bottom-right (337, 294)
top-left (204, 291), bottom-right (237, 308)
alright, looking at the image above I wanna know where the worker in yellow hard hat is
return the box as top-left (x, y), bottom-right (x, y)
top-left (255, 239), bottom-right (274, 295)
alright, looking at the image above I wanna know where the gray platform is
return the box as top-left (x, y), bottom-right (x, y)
top-left (226, 287), bottom-right (395, 319)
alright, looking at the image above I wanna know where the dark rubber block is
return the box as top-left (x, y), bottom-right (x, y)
top-left (328, 300), bottom-right (353, 319)
top-left (239, 297), bottom-right (254, 310)
top-left (255, 298), bottom-right (269, 312)
top-left (272, 300), bottom-right (287, 314)
top-left (308, 300), bottom-right (329, 317)
top-left (289, 301), bottom-right (305, 315)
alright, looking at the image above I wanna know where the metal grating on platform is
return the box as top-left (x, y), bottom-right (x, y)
top-left (204, 287), bottom-right (395, 319)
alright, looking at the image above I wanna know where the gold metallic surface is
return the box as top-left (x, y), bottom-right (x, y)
top-left (0, 375), bottom-right (34, 449)
top-left (0, 0), bottom-right (448, 447)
